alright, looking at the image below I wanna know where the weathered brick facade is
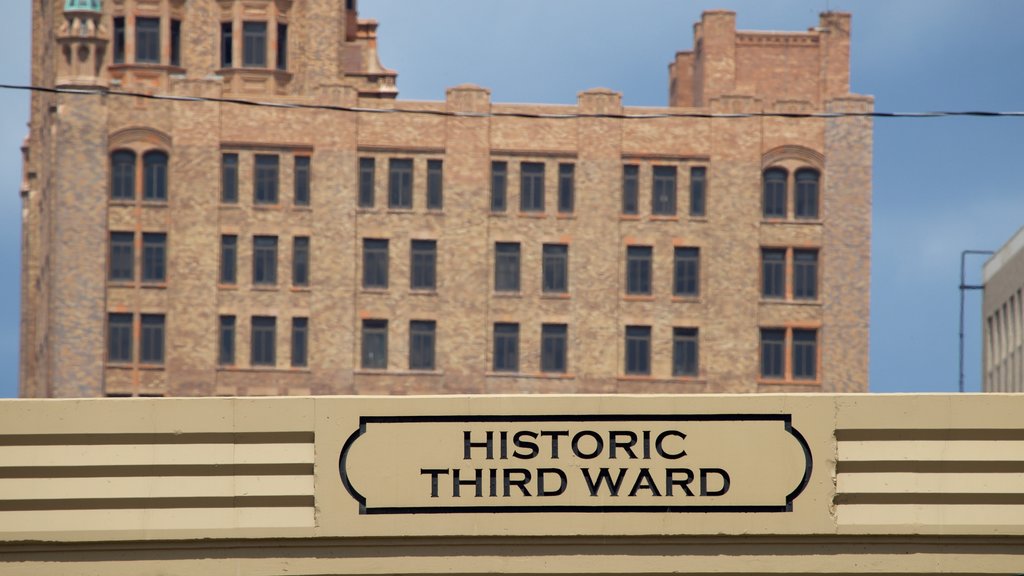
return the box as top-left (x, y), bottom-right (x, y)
top-left (21, 2), bottom-right (872, 397)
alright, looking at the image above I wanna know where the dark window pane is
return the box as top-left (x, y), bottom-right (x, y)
top-left (291, 317), bottom-right (308, 367)
top-left (388, 159), bottom-right (413, 209)
top-left (135, 17), bottom-right (160, 64)
top-left (763, 168), bottom-right (787, 218)
top-left (111, 150), bottom-right (135, 200)
top-left (361, 319), bottom-right (388, 369)
top-left (673, 247), bottom-right (700, 297)
top-left (221, 153), bottom-right (238, 203)
top-left (252, 235), bottom-right (278, 285)
top-left (107, 313), bottom-right (133, 363)
top-left (542, 244), bottom-right (568, 293)
top-left (762, 248), bottom-right (786, 299)
top-left (242, 22), bottom-right (267, 67)
top-left (795, 169), bottom-right (820, 219)
top-left (626, 246), bottom-right (653, 295)
top-left (109, 232), bottom-right (134, 281)
top-left (220, 22), bottom-right (233, 68)
top-left (493, 323), bottom-right (519, 372)
top-left (411, 239), bottom-right (437, 290)
top-left (294, 156), bottom-right (310, 206)
top-left (760, 328), bottom-right (786, 379)
top-left (292, 236), bottom-right (309, 287)
top-left (541, 324), bottom-right (567, 373)
top-left (652, 166), bottom-right (677, 215)
top-left (170, 20), bottom-right (181, 67)
top-left (113, 17), bottom-right (125, 63)
top-left (793, 249), bottom-right (818, 300)
top-left (251, 316), bottom-right (276, 366)
top-left (254, 154), bottom-right (279, 204)
top-left (142, 232), bottom-right (166, 283)
top-left (494, 242), bottom-right (520, 292)
top-left (363, 238), bottom-right (389, 289)
top-left (276, 23), bottom-right (288, 70)
top-left (792, 329), bottom-right (817, 380)
top-left (219, 315), bottom-right (235, 365)
top-left (491, 161), bottom-right (507, 212)
top-left (622, 164), bottom-right (639, 215)
top-left (625, 326), bottom-right (651, 375)
top-left (140, 314), bottom-right (165, 365)
top-left (427, 159), bottom-right (443, 210)
top-left (673, 327), bottom-right (699, 377)
top-left (220, 235), bottom-right (237, 285)
top-left (143, 151), bottom-right (168, 201)
top-left (558, 163), bottom-right (574, 213)
top-left (358, 157), bottom-right (376, 208)
top-left (409, 320), bottom-right (436, 370)
top-left (690, 166), bottom-right (706, 217)
top-left (520, 162), bottom-right (544, 212)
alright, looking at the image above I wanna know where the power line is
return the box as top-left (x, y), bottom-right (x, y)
top-left (3, 83), bottom-right (1024, 120)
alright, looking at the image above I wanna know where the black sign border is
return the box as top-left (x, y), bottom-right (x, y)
top-left (339, 414), bottom-right (813, 515)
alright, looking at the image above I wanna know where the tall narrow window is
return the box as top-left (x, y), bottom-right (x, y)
top-left (358, 157), bottom-right (375, 208)
top-left (113, 17), bottom-right (126, 64)
top-left (109, 232), bottom-right (134, 281)
top-left (541, 324), bottom-right (567, 373)
top-left (625, 326), bottom-right (651, 375)
top-left (362, 238), bottom-right (389, 289)
top-left (254, 154), bottom-right (279, 204)
top-left (542, 244), bottom-right (568, 293)
top-left (220, 234), bottom-right (237, 285)
top-left (622, 164), bottom-right (639, 215)
top-left (427, 159), bottom-right (443, 210)
top-left (218, 315), bottom-right (236, 365)
top-left (294, 156), bottom-right (310, 206)
top-left (142, 232), bottom-right (166, 283)
top-left (795, 169), bottom-right (820, 219)
top-left (276, 23), bottom-right (288, 70)
top-left (252, 235), bottom-right (278, 285)
top-left (292, 236), bottom-right (309, 287)
top-left (111, 150), bottom-right (136, 200)
top-left (107, 313), bottom-right (133, 363)
top-left (762, 248), bottom-right (786, 299)
top-left (251, 316), bottom-right (276, 366)
top-left (690, 166), bottom-right (706, 217)
top-left (763, 168), bottom-right (787, 218)
top-left (411, 240), bottom-right (437, 291)
top-left (673, 327), bottom-right (699, 377)
top-left (626, 246), bottom-right (653, 295)
top-left (135, 17), bottom-right (160, 64)
top-left (494, 242), bottom-right (521, 292)
top-left (221, 153), bottom-right (238, 203)
top-left (760, 328), bottom-right (786, 379)
top-left (291, 317), bottom-right (308, 368)
top-left (493, 323), bottom-right (519, 372)
top-left (143, 151), bottom-right (168, 201)
top-left (520, 162), bottom-right (545, 212)
top-left (558, 163), bottom-right (575, 213)
top-left (491, 161), bottom-right (507, 212)
top-left (388, 159), bottom-right (413, 209)
top-left (792, 329), bottom-right (818, 380)
top-left (243, 22), bottom-right (267, 67)
top-left (140, 314), bottom-right (165, 365)
top-left (793, 249), bottom-right (819, 300)
top-left (673, 247), bottom-right (700, 297)
top-left (652, 166), bottom-right (677, 215)
top-left (409, 320), bottom-right (436, 370)
top-left (361, 319), bottom-right (388, 369)
top-left (220, 22), bottom-right (233, 68)
top-left (170, 20), bottom-right (182, 67)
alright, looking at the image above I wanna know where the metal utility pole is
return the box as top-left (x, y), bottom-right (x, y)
top-left (959, 250), bottom-right (994, 393)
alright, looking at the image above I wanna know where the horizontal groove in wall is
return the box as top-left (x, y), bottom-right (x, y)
top-left (837, 460), bottom-right (1024, 474)
top-left (0, 462), bottom-right (314, 479)
top-left (0, 443), bottom-right (314, 467)
top-left (835, 493), bottom-right (1024, 506)
top-left (0, 431), bottom-right (315, 446)
top-left (0, 495), bottom-right (315, 512)
top-left (836, 429), bottom-right (1024, 442)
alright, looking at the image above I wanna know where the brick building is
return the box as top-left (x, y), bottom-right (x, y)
top-left (20, 1), bottom-right (873, 398)
top-left (983, 226), bottom-right (1024, 392)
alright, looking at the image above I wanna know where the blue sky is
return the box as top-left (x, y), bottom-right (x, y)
top-left (1, 0), bottom-right (1022, 397)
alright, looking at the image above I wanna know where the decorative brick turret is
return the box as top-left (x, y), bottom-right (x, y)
top-left (57, 0), bottom-right (108, 88)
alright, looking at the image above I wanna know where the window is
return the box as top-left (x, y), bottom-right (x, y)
top-left (358, 157), bottom-right (375, 208)
top-left (276, 23), bottom-right (288, 70)
top-left (140, 314), bottom-right (165, 365)
top-left (109, 232), bottom-right (134, 281)
top-left (427, 159), bottom-right (443, 210)
top-left (221, 153), bottom-right (238, 203)
top-left (690, 167), bottom-right (706, 217)
top-left (793, 249), bottom-right (819, 300)
top-left (491, 161), bottom-right (507, 212)
top-left (760, 328), bottom-right (818, 381)
top-left (494, 242), bottom-right (520, 292)
top-left (218, 315), bottom-right (235, 366)
top-left (625, 326), bottom-right (651, 375)
top-left (135, 17), bottom-right (160, 64)
top-left (558, 163), bottom-right (574, 213)
top-left (142, 233), bottom-right (166, 283)
top-left (652, 166), bottom-right (677, 216)
top-left (252, 236), bottom-right (278, 285)
top-left (673, 247), bottom-right (699, 297)
top-left (520, 162), bottom-right (544, 212)
top-left (243, 22), bottom-right (267, 67)
top-left (294, 156), bottom-right (310, 206)
top-left (409, 320), bottom-right (436, 370)
top-left (170, 20), bottom-right (182, 67)
top-left (792, 329), bottom-right (818, 380)
top-left (795, 169), bottom-right (820, 219)
top-left (292, 236), bottom-right (309, 287)
top-left (626, 246), bottom-right (652, 295)
top-left (762, 248), bottom-right (786, 299)
top-left (220, 22), bottom-right (233, 68)
top-left (493, 323), bottom-right (519, 372)
top-left (388, 159), bottom-right (413, 209)
top-left (113, 17), bottom-right (125, 63)
top-left (361, 319), bottom-right (388, 369)
top-left (111, 151), bottom-right (135, 200)
top-left (251, 316), bottom-right (276, 366)
top-left (291, 317), bottom-right (308, 367)
top-left (254, 155), bottom-right (279, 204)
top-left (760, 328), bottom-right (786, 379)
top-left (763, 168), bottom-right (787, 218)
top-left (220, 235), bottom-right (237, 285)
top-left (107, 313), bottom-right (133, 363)
top-left (142, 151), bottom-right (168, 201)
top-left (673, 327), bottom-right (699, 377)
top-left (542, 244), bottom-right (568, 293)
top-left (622, 164), bottom-right (639, 215)
top-left (411, 240), bottom-right (437, 290)
top-left (541, 324), bottom-right (567, 373)
top-left (363, 238), bottom-right (389, 289)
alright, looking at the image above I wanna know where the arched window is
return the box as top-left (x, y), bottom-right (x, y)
top-left (762, 168), bottom-right (787, 218)
top-left (795, 169), bottom-right (820, 219)
top-left (143, 151), bottom-right (168, 201)
top-left (111, 150), bottom-right (136, 200)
